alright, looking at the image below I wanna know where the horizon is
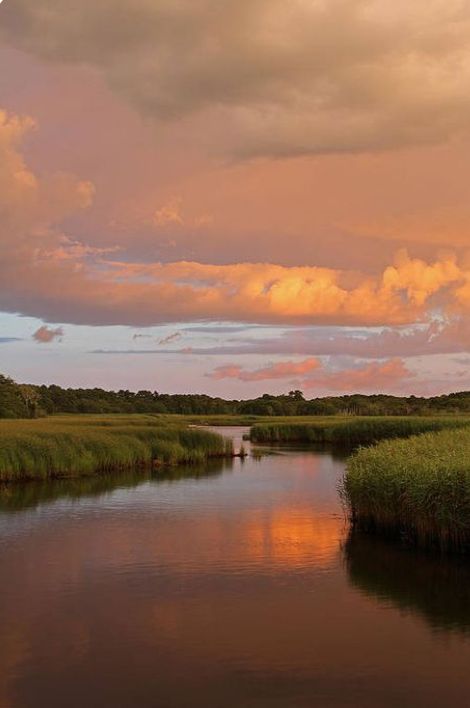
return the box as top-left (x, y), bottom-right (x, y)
top-left (4, 370), bottom-right (470, 403)
top-left (1, 1), bottom-right (470, 395)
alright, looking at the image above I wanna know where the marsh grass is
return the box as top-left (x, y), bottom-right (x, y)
top-left (250, 416), bottom-right (470, 448)
top-left (343, 428), bottom-right (470, 553)
top-left (250, 419), bottom-right (339, 443)
top-left (0, 415), bottom-right (233, 482)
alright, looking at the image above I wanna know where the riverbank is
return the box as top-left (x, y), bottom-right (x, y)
top-left (250, 416), bottom-right (470, 448)
top-left (0, 415), bottom-right (233, 482)
top-left (344, 427), bottom-right (470, 553)
top-left (249, 415), bottom-right (470, 554)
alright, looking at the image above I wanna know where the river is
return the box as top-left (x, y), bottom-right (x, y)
top-left (0, 427), bottom-right (470, 707)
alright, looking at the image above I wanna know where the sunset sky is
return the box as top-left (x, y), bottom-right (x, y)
top-left (1, 0), bottom-right (470, 396)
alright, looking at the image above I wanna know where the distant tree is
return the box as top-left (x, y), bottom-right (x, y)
top-left (288, 390), bottom-right (304, 400)
top-left (18, 384), bottom-right (41, 418)
top-left (0, 375), bottom-right (28, 418)
top-left (2, 372), bottom-right (470, 419)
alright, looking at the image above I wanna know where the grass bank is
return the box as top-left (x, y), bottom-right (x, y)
top-left (343, 428), bottom-right (470, 553)
top-left (0, 415), bottom-right (233, 483)
top-left (250, 416), bottom-right (470, 448)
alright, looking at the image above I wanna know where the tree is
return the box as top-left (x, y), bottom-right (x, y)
top-left (288, 390), bottom-right (304, 400)
top-left (18, 385), bottom-right (41, 418)
top-left (0, 375), bottom-right (28, 418)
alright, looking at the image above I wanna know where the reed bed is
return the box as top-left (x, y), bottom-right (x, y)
top-left (0, 416), bottom-right (233, 482)
top-left (249, 418), bottom-right (343, 443)
top-left (250, 416), bottom-right (470, 448)
top-left (343, 428), bottom-right (470, 553)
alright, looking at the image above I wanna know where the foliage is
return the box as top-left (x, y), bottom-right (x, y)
top-left (1, 375), bottom-right (469, 418)
top-left (0, 375), bottom-right (30, 418)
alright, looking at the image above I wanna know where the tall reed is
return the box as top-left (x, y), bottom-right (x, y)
top-left (343, 428), bottom-right (470, 553)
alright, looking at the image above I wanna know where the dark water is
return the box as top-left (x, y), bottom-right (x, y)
top-left (1, 427), bottom-right (470, 708)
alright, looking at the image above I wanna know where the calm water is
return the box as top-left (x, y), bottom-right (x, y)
top-left (1, 426), bottom-right (470, 708)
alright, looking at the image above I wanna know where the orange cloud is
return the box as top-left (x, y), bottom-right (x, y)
top-left (208, 358), bottom-right (321, 382)
top-left (382, 249), bottom-right (460, 307)
top-left (91, 254), bottom-right (466, 326)
top-left (1, 107), bottom-right (470, 331)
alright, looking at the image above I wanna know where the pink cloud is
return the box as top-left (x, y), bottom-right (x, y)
top-left (207, 356), bottom-right (413, 393)
top-left (33, 326), bottom-right (63, 344)
top-left (302, 358), bottom-right (415, 393)
top-left (208, 358), bottom-right (321, 382)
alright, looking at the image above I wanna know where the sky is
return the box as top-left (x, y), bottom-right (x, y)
top-left (0, 0), bottom-right (470, 397)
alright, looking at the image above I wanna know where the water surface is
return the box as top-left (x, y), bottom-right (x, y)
top-left (1, 427), bottom-right (470, 707)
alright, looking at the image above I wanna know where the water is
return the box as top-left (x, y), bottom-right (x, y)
top-left (1, 427), bottom-right (470, 707)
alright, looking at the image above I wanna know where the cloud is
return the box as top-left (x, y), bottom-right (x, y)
top-left (162, 318), bottom-right (470, 359)
top-left (206, 355), bottom-right (415, 393)
top-left (207, 357), bottom-right (321, 382)
top-left (0, 107), bottom-right (94, 271)
top-left (158, 331), bottom-right (182, 345)
top-left (1, 106), bottom-right (470, 331)
top-left (2, 1), bottom-right (470, 158)
top-left (153, 198), bottom-right (184, 227)
top-left (15, 253), bottom-right (465, 328)
top-left (151, 198), bottom-right (212, 234)
top-left (184, 325), bottom-right (261, 334)
top-left (301, 358), bottom-right (415, 393)
top-left (33, 326), bottom-right (64, 344)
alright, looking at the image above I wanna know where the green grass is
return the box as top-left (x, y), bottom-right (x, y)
top-left (343, 427), bottom-right (470, 553)
top-left (250, 417), bottom-right (349, 443)
top-left (0, 415), bottom-right (233, 482)
top-left (250, 416), bottom-right (470, 448)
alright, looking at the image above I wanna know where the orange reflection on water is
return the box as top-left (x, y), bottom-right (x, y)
top-left (243, 508), bottom-right (343, 570)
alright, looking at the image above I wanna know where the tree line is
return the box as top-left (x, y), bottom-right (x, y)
top-left (2, 373), bottom-right (470, 418)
